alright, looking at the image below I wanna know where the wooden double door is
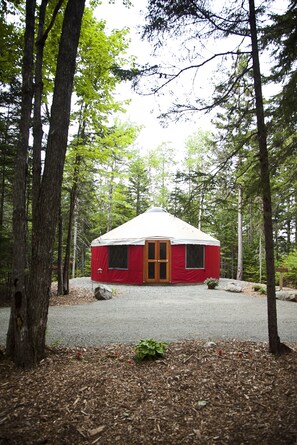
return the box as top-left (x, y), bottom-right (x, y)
top-left (144, 240), bottom-right (171, 283)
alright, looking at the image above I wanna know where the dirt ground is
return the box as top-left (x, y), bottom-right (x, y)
top-left (0, 287), bottom-right (296, 445)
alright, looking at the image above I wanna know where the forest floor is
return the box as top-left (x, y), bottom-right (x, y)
top-left (0, 286), bottom-right (296, 445)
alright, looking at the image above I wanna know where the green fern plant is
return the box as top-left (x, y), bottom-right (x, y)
top-left (135, 338), bottom-right (168, 361)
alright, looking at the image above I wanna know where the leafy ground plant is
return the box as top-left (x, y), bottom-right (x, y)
top-left (135, 338), bottom-right (168, 361)
top-left (204, 278), bottom-right (219, 289)
top-left (252, 284), bottom-right (267, 294)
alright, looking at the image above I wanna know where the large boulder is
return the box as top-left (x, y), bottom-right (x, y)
top-left (94, 284), bottom-right (112, 301)
top-left (224, 282), bottom-right (242, 293)
top-left (276, 291), bottom-right (297, 302)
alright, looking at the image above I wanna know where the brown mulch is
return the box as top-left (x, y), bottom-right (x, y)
top-left (49, 286), bottom-right (97, 306)
top-left (0, 286), bottom-right (97, 308)
top-left (0, 340), bottom-right (296, 445)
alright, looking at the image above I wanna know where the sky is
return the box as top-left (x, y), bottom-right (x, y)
top-left (95, 0), bottom-right (288, 155)
top-left (95, 0), bottom-right (213, 155)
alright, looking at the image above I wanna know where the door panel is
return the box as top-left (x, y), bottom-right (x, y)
top-left (144, 240), bottom-right (171, 283)
top-left (148, 262), bottom-right (155, 279)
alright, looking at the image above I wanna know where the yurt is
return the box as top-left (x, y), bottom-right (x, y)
top-left (91, 207), bottom-right (220, 284)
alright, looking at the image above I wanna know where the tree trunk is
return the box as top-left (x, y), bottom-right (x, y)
top-left (259, 233), bottom-right (263, 284)
top-left (236, 186), bottom-right (243, 281)
top-left (198, 187), bottom-right (204, 230)
top-left (295, 191), bottom-right (297, 245)
top-left (57, 203), bottom-right (63, 295)
top-left (63, 153), bottom-right (81, 294)
top-left (72, 209), bottom-right (78, 278)
top-left (0, 142), bottom-right (7, 230)
top-left (7, 0), bottom-right (85, 367)
top-left (6, 0), bottom-right (36, 366)
top-left (107, 165), bottom-right (114, 231)
top-left (248, 0), bottom-right (281, 354)
top-left (32, 0), bottom-right (47, 223)
top-left (63, 110), bottom-right (86, 292)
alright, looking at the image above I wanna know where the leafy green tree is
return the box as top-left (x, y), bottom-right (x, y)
top-left (127, 154), bottom-right (151, 216)
top-left (59, 12), bottom-right (132, 295)
top-left (147, 142), bottom-right (177, 209)
top-left (0, 6), bottom-right (23, 284)
top-left (181, 130), bottom-right (213, 228)
top-left (263, 0), bottom-right (297, 128)
top-left (94, 121), bottom-right (139, 232)
top-left (0, 87), bottom-right (20, 282)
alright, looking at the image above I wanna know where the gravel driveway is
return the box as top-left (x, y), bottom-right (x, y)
top-left (0, 278), bottom-right (296, 347)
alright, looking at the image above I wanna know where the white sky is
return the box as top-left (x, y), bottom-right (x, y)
top-left (95, 0), bottom-right (288, 155)
top-left (95, 0), bottom-right (213, 155)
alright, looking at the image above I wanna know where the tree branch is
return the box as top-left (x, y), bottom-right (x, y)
top-left (36, 0), bottom-right (64, 46)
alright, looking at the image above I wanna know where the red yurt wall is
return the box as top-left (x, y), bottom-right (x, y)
top-left (91, 245), bottom-right (143, 284)
top-left (91, 244), bottom-right (220, 284)
top-left (171, 245), bottom-right (220, 284)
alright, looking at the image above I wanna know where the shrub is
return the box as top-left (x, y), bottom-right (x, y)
top-left (277, 250), bottom-right (297, 288)
top-left (253, 284), bottom-right (266, 294)
top-left (252, 284), bottom-right (262, 291)
top-left (204, 278), bottom-right (219, 289)
top-left (135, 338), bottom-right (168, 361)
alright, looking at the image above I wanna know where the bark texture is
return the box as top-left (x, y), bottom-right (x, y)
top-left (248, 0), bottom-right (281, 354)
top-left (7, 0), bottom-right (36, 366)
top-left (7, 0), bottom-right (86, 367)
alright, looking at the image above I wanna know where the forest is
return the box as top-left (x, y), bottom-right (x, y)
top-left (0, 0), bottom-right (296, 365)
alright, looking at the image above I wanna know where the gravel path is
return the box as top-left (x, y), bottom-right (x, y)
top-left (0, 278), bottom-right (296, 347)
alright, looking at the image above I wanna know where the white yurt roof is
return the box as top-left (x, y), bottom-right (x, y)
top-left (91, 207), bottom-right (220, 247)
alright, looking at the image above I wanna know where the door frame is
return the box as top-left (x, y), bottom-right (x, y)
top-left (143, 240), bottom-right (171, 284)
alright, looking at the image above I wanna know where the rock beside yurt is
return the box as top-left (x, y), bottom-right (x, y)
top-left (94, 284), bottom-right (112, 300)
top-left (224, 283), bottom-right (243, 293)
top-left (276, 290), bottom-right (297, 302)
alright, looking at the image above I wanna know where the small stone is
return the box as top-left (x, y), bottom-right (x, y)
top-left (204, 341), bottom-right (217, 348)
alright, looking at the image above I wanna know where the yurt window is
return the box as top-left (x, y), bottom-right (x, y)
top-left (108, 245), bottom-right (128, 269)
top-left (186, 245), bottom-right (204, 269)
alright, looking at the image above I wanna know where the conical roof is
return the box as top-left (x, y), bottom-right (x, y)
top-left (91, 207), bottom-right (220, 247)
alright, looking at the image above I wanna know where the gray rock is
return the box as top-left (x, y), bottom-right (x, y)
top-left (204, 341), bottom-right (217, 348)
top-left (94, 284), bottom-right (112, 301)
top-left (225, 283), bottom-right (242, 293)
top-left (276, 291), bottom-right (297, 302)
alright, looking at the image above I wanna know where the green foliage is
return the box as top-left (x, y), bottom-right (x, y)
top-left (126, 154), bottom-right (151, 216)
top-left (146, 142), bottom-right (177, 209)
top-left (278, 249), bottom-right (297, 288)
top-left (252, 284), bottom-right (266, 294)
top-left (1, 0), bottom-right (296, 293)
top-left (135, 339), bottom-right (168, 361)
top-left (263, 0), bottom-right (297, 80)
top-left (204, 278), bottom-right (219, 289)
top-left (252, 284), bottom-right (261, 291)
